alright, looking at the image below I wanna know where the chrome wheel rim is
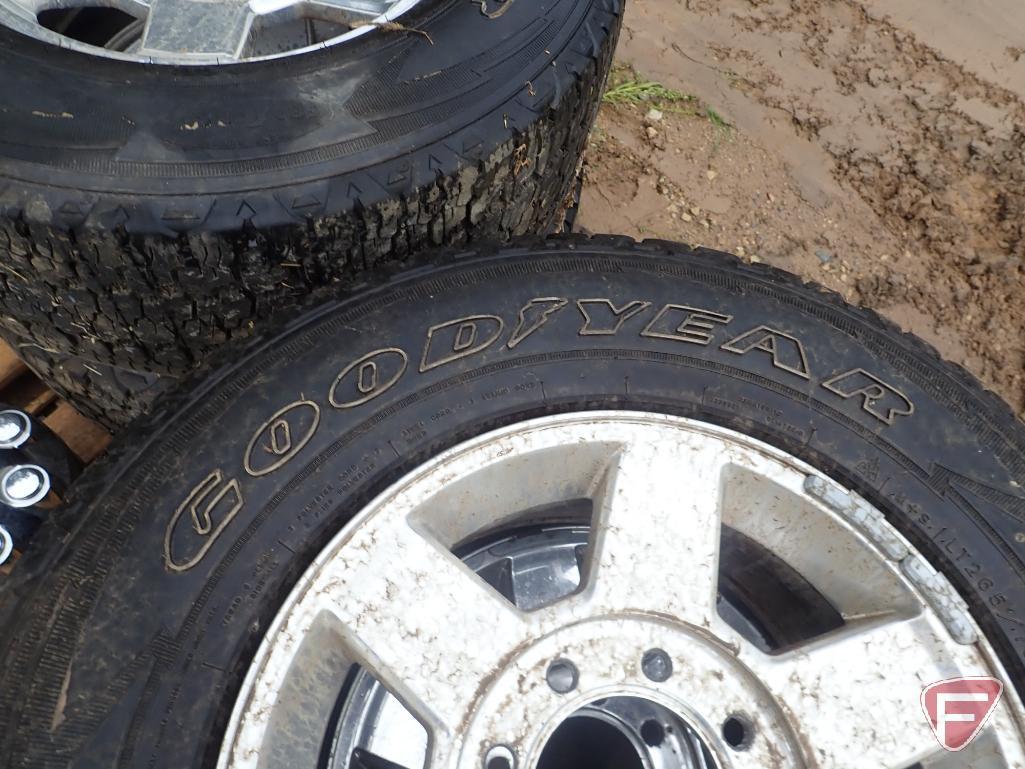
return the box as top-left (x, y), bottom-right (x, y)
top-left (0, 0), bottom-right (421, 64)
top-left (219, 412), bottom-right (1025, 769)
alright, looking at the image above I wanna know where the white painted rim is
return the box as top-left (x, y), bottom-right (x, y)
top-left (219, 411), bottom-right (1025, 769)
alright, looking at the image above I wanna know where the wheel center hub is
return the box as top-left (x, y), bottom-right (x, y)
top-left (537, 711), bottom-right (646, 769)
top-left (456, 616), bottom-right (801, 769)
top-left (535, 697), bottom-right (711, 769)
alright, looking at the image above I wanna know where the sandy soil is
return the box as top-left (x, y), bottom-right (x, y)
top-left (578, 0), bottom-right (1025, 414)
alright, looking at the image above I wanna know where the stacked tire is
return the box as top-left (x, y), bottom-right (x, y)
top-left (0, 0), bottom-right (622, 426)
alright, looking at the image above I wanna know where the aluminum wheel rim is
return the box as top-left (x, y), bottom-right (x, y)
top-left (219, 411), bottom-right (1025, 769)
top-left (0, 0), bottom-right (422, 64)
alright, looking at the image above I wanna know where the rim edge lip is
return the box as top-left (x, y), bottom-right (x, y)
top-left (0, 0), bottom-right (422, 65)
top-left (217, 410), bottom-right (1025, 769)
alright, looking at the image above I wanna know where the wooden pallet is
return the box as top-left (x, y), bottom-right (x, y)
top-left (0, 341), bottom-right (110, 466)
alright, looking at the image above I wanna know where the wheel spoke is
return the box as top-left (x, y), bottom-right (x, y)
top-left (0, 0), bottom-right (49, 21)
top-left (315, 514), bottom-right (530, 738)
top-left (139, 0), bottom-right (254, 59)
top-left (583, 439), bottom-right (725, 627)
top-left (743, 614), bottom-right (951, 768)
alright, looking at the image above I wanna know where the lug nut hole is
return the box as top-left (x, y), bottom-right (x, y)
top-left (545, 658), bottom-right (579, 694)
top-left (640, 719), bottom-right (666, 747)
top-left (483, 745), bottom-right (515, 769)
top-left (640, 648), bottom-right (673, 682)
top-left (722, 714), bottom-right (754, 750)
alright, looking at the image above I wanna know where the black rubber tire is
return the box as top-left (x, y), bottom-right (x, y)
top-left (0, 0), bottom-right (621, 428)
top-left (4, 236), bottom-right (1025, 768)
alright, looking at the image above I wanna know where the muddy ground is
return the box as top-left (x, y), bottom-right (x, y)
top-left (578, 0), bottom-right (1025, 414)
